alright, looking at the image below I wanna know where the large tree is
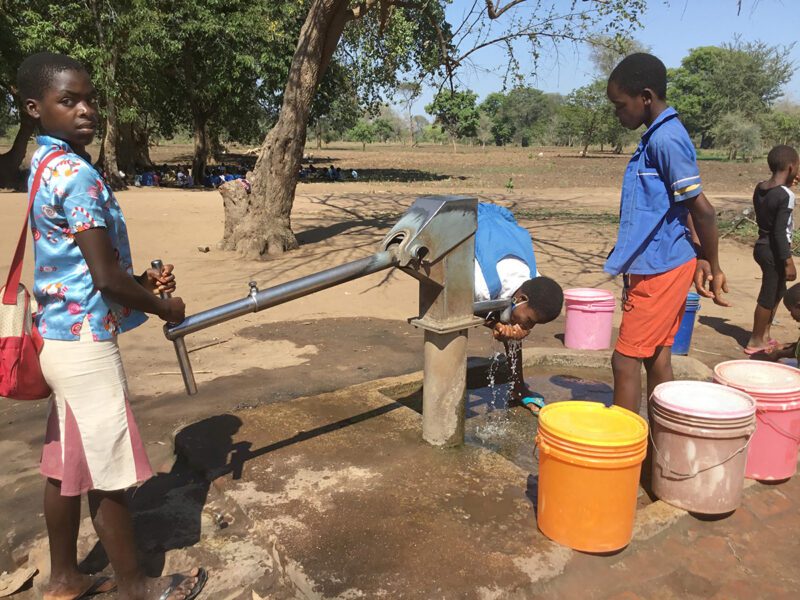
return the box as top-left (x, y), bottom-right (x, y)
top-left (426, 89), bottom-right (479, 152)
top-left (142, 0), bottom-right (303, 184)
top-left (559, 79), bottom-right (609, 156)
top-left (219, 0), bottom-right (648, 259)
top-left (0, 0), bottom-right (36, 188)
top-left (669, 40), bottom-right (795, 147)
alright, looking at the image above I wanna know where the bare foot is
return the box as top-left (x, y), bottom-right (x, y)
top-left (44, 574), bottom-right (115, 600)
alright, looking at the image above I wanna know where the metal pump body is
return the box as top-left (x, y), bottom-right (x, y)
top-left (162, 195), bottom-right (494, 446)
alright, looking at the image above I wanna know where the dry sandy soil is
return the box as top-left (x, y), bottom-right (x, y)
top-left (0, 143), bottom-right (794, 574)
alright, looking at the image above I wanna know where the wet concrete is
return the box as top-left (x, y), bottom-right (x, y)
top-left (394, 365), bottom-right (615, 476)
top-left (2, 324), bottom-right (716, 597)
top-left (173, 374), bottom-right (579, 599)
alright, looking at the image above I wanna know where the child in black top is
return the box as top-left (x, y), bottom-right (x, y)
top-left (746, 145), bottom-right (799, 354)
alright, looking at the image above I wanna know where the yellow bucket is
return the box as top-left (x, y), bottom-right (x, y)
top-left (536, 401), bottom-right (648, 552)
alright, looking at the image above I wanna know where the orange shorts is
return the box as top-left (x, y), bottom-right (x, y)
top-left (615, 258), bottom-right (696, 359)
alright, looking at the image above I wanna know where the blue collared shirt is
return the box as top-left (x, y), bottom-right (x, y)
top-left (604, 107), bottom-right (701, 276)
top-left (29, 135), bottom-right (147, 340)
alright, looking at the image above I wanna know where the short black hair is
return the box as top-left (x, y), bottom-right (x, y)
top-left (784, 283), bottom-right (800, 308)
top-left (518, 276), bottom-right (563, 324)
top-left (16, 52), bottom-right (88, 100)
top-left (608, 53), bottom-right (667, 100)
top-left (767, 145), bottom-right (799, 173)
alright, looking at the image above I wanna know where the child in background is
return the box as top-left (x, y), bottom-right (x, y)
top-left (604, 53), bottom-right (729, 414)
top-left (759, 283), bottom-right (800, 364)
top-left (746, 145), bottom-right (799, 354)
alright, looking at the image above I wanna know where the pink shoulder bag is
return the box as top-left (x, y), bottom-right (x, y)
top-left (0, 150), bottom-right (66, 400)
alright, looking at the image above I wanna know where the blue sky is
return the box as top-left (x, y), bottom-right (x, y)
top-left (405, 0), bottom-right (800, 116)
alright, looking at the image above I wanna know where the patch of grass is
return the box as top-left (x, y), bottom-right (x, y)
top-left (719, 216), bottom-right (800, 256)
top-left (516, 208), bottom-right (619, 224)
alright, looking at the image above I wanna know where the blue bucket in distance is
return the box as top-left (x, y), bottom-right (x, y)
top-left (672, 292), bottom-right (701, 355)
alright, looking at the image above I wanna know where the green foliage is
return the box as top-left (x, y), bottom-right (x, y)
top-left (482, 87), bottom-right (560, 146)
top-left (0, 92), bottom-right (16, 137)
top-left (141, 0), bottom-right (303, 142)
top-left (425, 89), bottom-right (479, 145)
top-left (340, 4), bottom-right (448, 112)
top-left (310, 64), bottom-right (362, 145)
top-left (475, 113), bottom-right (494, 147)
top-left (419, 123), bottom-right (447, 144)
top-left (373, 117), bottom-right (397, 142)
top-left (712, 112), bottom-right (762, 161)
top-left (587, 34), bottom-right (650, 76)
top-left (411, 114), bottom-right (430, 140)
top-left (1, 0), bottom-right (304, 162)
top-left (556, 79), bottom-right (635, 153)
top-left (759, 107), bottom-right (800, 148)
top-left (669, 40), bottom-right (795, 146)
top-left (347, 119), bottom-right (376, 150)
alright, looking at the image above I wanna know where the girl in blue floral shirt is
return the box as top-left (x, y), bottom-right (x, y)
top-left (20, 52), bottom-right (205, 600)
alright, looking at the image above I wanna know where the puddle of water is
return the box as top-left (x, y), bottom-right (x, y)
top-left (465, 367), bottom-right (614, 475)
top-left (387, 363), bottom-right (622, 476)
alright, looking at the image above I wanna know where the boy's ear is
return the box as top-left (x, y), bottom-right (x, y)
top-left (641, 88), bottom-right (655, 106)
top-left (24, 98), bottom-right (41, 120)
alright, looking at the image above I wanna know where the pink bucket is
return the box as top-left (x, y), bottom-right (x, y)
top-left (563, 288), bottom-right (615, 350)
top-left (650, 381), bottom-right (756, 514)
top-left (713, 361), bottom-right (800, 481)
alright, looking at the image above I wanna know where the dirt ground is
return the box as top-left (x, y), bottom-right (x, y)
top-left (0, 144), bottom-right (795, 590)
top-left (3, 139), bottom-right (770, 195)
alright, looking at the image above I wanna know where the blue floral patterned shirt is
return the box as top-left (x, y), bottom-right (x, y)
top-left (29, 135), bottom-right (147, 341)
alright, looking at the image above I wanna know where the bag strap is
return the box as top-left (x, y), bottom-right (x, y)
top-left (2, 149), bottom-right (67, 305)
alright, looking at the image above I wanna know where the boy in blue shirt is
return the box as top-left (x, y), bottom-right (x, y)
top-left (605, 54), bottom-right (730, 414)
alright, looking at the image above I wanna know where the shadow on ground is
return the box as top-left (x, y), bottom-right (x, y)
top-left (79, 415), bottom-right (243, 577)
top-left (698, 315), bottom-right (750, 348)
top-left (299, 167), bottom-right (453, 184)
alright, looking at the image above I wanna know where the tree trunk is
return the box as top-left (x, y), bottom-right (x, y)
top-left (451, 137), bottom-right (457, 153)
top-left (88, 0), bottom-right (124, 189)
top-left (362, 141), bottom-right (366, 151)
top-left (117, 120), bottom-right (153, 175)
top-left (316, 121), bottom-right (322, 149)
top-left (101, 94), bottom-right (126, 189)
top-left (0, 112), bottom-right (34, 189)
top-left (220, 0), bottom-right (352, 258)
top-left (191, 115), bottom-right (210, 184)
top-left (210, 130), bottom-right (225, 162)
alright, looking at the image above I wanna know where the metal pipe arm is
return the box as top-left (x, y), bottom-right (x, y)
top-left (165, 249), bottom-right (399, 341)
top-left (472, 299), bottom-right (511, 317)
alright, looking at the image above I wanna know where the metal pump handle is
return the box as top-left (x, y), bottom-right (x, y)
top-left (152, 259), bottom-right (197, 395)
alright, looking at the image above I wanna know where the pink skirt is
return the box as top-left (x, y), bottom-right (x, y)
top-left (38, 326), bottom-right (153, 496)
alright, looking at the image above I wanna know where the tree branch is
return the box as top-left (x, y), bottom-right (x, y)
top-left (484, 0), bottom-right (529, 20)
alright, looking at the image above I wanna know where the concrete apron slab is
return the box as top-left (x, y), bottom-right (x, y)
top-left (173, 348), bottom-right (714, 599)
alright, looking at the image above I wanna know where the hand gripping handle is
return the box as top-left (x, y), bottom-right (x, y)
top-left (152, 259), bottom-right (197, 395)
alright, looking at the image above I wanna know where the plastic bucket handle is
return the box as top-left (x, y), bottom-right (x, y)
top-left (649, 427), bottom-right (754, 480)
top-left (756, 408), bottom-right (800, 443)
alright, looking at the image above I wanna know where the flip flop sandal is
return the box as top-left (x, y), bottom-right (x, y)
top-left (521, 394), bottom-right (546, 414)
top-left (46, 576), bottom-right (116, 600)
top-left (157, 568), bottom-right (208, 600)
top-left (80, 576), bottom-right (116, 598)
top-left (744, 346), bottom-right (771, 356)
